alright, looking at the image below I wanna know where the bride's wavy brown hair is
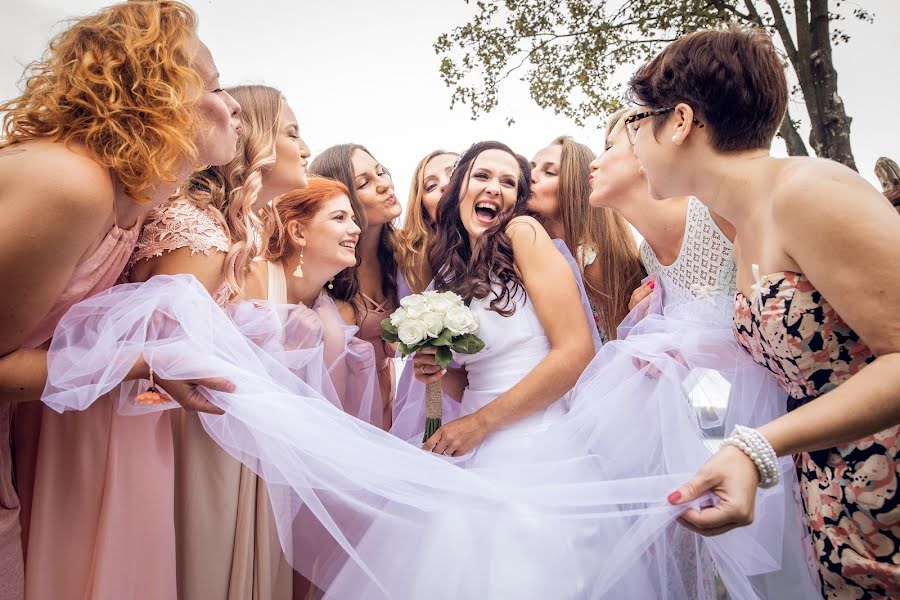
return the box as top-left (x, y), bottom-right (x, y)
top-left (183, 85), bottom-right (283, 300)
top-left (428, 141), bottom-right (532, 317)
top-left (0, 1), bottom-right (201, 203)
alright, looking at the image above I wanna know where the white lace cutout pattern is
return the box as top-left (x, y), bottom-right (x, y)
top-left (639, 197), bottom-right (736, 306)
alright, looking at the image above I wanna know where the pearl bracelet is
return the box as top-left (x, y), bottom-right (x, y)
top-left (722, 425), bottom-right (780, 489)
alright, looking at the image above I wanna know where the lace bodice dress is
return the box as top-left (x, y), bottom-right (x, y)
top-left (640, 197), bottom-right (736, 304)
top-left (128, 197), bottom-right (230, 304)
top-left (132, 198), bottom-right (297, 599)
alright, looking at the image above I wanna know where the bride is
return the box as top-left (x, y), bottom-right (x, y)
top-left (42, 142), bottom-right (814, 599)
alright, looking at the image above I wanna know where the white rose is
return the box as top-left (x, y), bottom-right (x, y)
top-left (425, 293), bottom-right (456, 315)
top-left (445, 291), bottom-right (465, 307)
top-left (389, 307), bottom-right (409, 327)
top-left (420, 312), bottom-right (444, 338)
top-left (400, 294), bottom-right (428, 310)
top-left (463, 310), bottom-right (479, 334)
top-left (400, 295), bottom-right (429, 319)
top-left (397, 319), bottom-right (428, 346)
top-left (444, 306), bottom-right (475, 335)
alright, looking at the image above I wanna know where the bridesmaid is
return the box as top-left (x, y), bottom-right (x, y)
top-left (394, 150), bottom-right (458, 297)
top-left (629, 27), bottom-right (900, 598)
top-left (528, 136), bottom-right (643, 340)
top-left (0, 2), bottom-right (240, 599)
top-left (589, 108), bottom-right (736, 313)
top-left (246, 177), bottom-right (380, 423)
top-left (310, 145), bottom-right (401, 428)
top-left (128, 85), bottom-right (310, 599)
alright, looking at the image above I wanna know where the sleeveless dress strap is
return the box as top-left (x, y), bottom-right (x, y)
top-left (267, 261), bottom-right (288, 304)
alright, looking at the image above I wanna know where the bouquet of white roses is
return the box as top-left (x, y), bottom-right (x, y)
top-left (382, 290), bottom-right (484, 440)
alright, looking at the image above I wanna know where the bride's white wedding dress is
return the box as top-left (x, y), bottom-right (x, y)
top-left (40, 249), bottom-right (818, 599)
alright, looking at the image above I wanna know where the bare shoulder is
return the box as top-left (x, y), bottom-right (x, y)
top-left (505, 215), bottom-right (550, 246)
top-left (771, 157), bottom-right (889, 223)
top-left (242, 260), bottom-right (268, 301)
top-left (0, 140), bottom-right (114, 231)
top-left (334, 299), bottom-right (358, 326)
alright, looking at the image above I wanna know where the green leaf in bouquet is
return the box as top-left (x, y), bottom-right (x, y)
top-left (430, 328), bottom-right (454, 347)
top-left (435, 345), bottom-right (454, 369)
top-left (451, 333), bottom-right (485, 354)
top-left (398, 342), bottom-right (419, 357)
top-left (380, 318), bottom-right (400, 342)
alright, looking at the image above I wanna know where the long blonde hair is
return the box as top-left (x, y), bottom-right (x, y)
top-left (0, 1), bottom-right (201, 202)
top-left (395, 149), bottom-right (458, 294)
top-left (550, 135), bottom-right (644, 339)
top-left (183, 85), bottom-right (283, 299)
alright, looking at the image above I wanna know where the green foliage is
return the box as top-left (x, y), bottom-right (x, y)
top-left (435, 0), bottom-right (873, 128)
top-left (383, 324), bottom-right (485, 369)
top-left (381, 318), bottom-right (400, 342)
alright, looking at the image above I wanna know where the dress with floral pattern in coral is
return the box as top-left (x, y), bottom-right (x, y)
top-left (733, 270), bottom-right (899, 599)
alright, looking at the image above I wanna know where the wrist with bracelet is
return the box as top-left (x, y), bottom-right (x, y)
top-left (722, 425), bottom-right (780, 489)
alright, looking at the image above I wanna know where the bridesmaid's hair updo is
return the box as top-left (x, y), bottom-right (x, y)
top-left (428, 141), bottom-right (532, 317)
top-left (628, 26), bottom-right (787, 151)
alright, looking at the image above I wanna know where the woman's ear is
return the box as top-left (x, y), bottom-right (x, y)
top-left (287, 220), bottom-right (306, 249)
top-left (671, 103), bottom-right (697, 146)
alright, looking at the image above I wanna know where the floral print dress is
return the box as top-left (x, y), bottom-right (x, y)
top-left (733, 269), bottom-right (900, 599)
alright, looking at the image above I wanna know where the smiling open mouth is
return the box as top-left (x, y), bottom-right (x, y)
top-left (339, 241), bottom-right (356, 250)
top-left (474, 201), bottom-right (500, 225)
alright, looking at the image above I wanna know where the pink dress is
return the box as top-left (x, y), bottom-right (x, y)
top-left (356, 293), bottom-right (396, 430)
top-left (9, 219), bottom-right (178, 600)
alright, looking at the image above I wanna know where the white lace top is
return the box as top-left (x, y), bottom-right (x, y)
top-left (639, 197), bottom-right (735, 306)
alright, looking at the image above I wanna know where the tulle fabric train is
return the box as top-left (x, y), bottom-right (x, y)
top-left (41, 274), bottom-right (818, 599)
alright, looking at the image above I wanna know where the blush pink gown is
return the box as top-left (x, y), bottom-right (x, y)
top-left (10, 218), bottom-right (181, 600)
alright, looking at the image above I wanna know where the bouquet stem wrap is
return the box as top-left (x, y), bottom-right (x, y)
top-left (423, 381), bottom-right (442, 441)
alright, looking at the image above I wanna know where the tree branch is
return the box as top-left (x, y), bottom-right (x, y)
top-left (764, 0), bottom-right (801, 75)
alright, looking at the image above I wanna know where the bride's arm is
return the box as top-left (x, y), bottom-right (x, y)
top-left (424, 216), bottom-right (595, 455)
top-left (478, 216), bottom-right (595, 425)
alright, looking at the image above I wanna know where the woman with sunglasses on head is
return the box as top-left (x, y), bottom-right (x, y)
top-left (0, 2), bottom-right (241, 598)
top-left (628, 26), bottom-right (900, 598)
top-left (590, 110), bottom-right (736, 320)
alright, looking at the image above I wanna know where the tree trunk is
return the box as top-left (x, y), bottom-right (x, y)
top-left (778, 108), bottom-right (809, 156)
top-left (807, 0), bottom-right (857, 170)
top-left (792, 1), bottom-right (828, 157)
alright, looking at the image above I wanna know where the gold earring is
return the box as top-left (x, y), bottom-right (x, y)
top-left (293, 249), bottom-right (304, 278)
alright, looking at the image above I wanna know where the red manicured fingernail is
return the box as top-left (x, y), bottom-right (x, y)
top-left (648, 281), bottom-right (655, 290)
top-left (667, 491), bottom-right (681, 504)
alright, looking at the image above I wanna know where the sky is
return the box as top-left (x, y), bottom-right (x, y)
top-left (2, 0), bottom-right (898, 214)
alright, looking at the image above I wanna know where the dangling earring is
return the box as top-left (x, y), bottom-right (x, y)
top-left (327, 278), bottom-right (334, 290)
top-left (293, 248), bottom-right (304, 278)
